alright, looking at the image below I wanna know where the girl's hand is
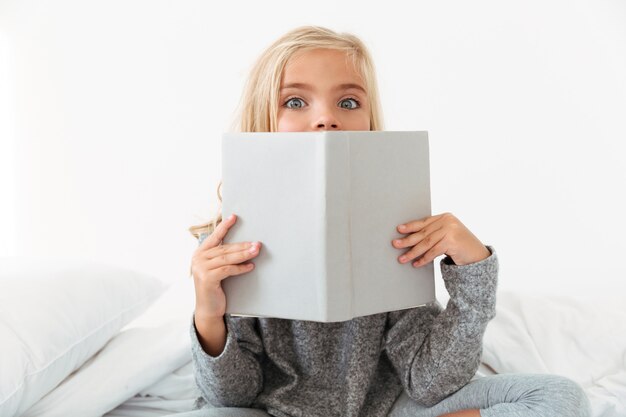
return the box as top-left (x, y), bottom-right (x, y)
top-left (391, 212), bottom-right (490, 268)
top-left (190, 213), bottom-right (262, 320)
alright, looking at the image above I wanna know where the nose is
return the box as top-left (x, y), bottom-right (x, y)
top-left (312, 104), bottom-right (341, 131)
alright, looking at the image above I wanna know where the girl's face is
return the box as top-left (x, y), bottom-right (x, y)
top-left (277, 48), bottom-right (371, 132)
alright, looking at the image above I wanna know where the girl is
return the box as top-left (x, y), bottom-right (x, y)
top-left (182, 26), bottom-right (590, 417)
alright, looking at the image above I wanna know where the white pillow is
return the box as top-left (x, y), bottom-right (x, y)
top-left (0, 256), bottom-right (166, 417)
top-left (22, 277), bottom-right (197, 417)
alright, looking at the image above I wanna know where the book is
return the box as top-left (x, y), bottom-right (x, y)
top-left (220, 130), bottom-right (435, 322)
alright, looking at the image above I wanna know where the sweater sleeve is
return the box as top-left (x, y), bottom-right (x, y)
top-left (190, 231), bottom-right (264, 407)
top-left (190, 313), bottom-right (265, 407)
top-left (383, 246), bottom-right (498, 407)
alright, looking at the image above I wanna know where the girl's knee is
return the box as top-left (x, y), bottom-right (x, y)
top-left (486, 374), bottom-right (590, 416)
top-left (540, 375), bottom-right (591, 417)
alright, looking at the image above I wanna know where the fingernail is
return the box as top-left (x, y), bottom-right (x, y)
top-left (399, 256), bottom-right (407, 262)
top-left (228, 214), bottom-right (234, 221)
top-left (393, 239), bottom-right (401, 245)
top-left (398, 224), bottom-right (406, 230)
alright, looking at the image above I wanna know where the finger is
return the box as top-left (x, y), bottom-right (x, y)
top-left (198, 261), bottom-right (256, 287)
top-left (227, 262), bottom-right (256, 276)
top-left (192, 246), bottom-right (258, 284)
top-left (393, 220), bottom-right (443, 249)
top-left (398, 227), bottom-right (446, 264)
top-left (397, 212), bottom-right (447, 234)
top-left (203, 240), bottom-right (260, 260)
top-left (412, 238), bottom-right (447, 268)
top-left (201, 214), bottom-right (236, 249)
top-left (206, 241), bottom-right (261, 270)
top-left (213, 262), bottom-right (256, 282)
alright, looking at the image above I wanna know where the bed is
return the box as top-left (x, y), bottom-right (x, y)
top-left (1, 256), bottom-right (624, 417)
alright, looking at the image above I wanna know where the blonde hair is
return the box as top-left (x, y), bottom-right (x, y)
top-left (188, 25), bottom-right (384, 241)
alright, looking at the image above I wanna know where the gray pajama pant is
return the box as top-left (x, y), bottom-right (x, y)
top-left (164, 373), bottom-right (591, 417)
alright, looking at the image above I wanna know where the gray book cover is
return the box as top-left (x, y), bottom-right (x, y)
top-left (221, 131), bottom-right (435, 322)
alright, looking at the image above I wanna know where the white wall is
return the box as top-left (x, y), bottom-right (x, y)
top-left (1, 0), bottom-right (624, 300)
top-left (0, 31), bottom-right (16, 258)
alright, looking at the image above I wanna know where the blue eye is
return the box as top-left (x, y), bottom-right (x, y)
top-left (285, 97), bottom-right (305, 109)
top-left (339, 98), bottom-right (360, 109)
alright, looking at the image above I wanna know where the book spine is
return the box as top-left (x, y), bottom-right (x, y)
top-left (315, 137), bottom-right (328, 321)
top-left (323, 132), bottom-right (353, 322)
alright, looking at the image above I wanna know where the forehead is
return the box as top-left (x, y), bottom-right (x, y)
top-left (281, 48), bottom-right (364, 85)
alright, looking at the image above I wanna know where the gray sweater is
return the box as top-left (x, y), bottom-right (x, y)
top-left (190, 238), bottom-right (498, 417)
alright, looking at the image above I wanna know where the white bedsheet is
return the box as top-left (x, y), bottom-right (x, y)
top-left (103, 361), bottom-right (199, 417)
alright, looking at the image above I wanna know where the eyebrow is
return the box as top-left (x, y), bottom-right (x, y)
top-left (280, 82), bottom-right (366, 93)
